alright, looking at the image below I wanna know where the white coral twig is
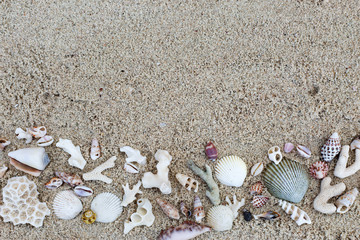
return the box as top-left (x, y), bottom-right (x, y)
top-left (56, 139), bottom-right (87, 169)
top-left (15, 128), bottom-right (32, 144)
top-left (225, 195), bottom-right (245, 219)
top-left (83, 156), bottom-right (116, 184)
top-left (120, 146), bottom-right (147, 165)
top-left (334, 145), bottom-right (360, 178)
top-left (121, 181), bottom-right (142, 207)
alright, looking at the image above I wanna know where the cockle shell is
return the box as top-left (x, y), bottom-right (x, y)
top-left (335, 188), bottom-right (359, 214)
top-left (321, 132), bottom-right (341, 162)
top-left (53, 190), bottom-right (83, 220)
top-left (251, 162), bottom-right (264, 176)
top-left (309, 161), bottom-right (329, 179)
top-left (215, 155), bottom-right (247, 187)
top-left (37, 136), bottom-right (54, 147)
top-left (243, 209), bottom-right (253, 221)
top-left (268, 146), bottom-right (282, 164)
top-left (205, 141), bottom-right (218, 161)
top-left (0, 138), bottom-right (11, 151)
top-left (28, 126), bottom-right (47, 138)
top-left (156, 198), bottom-right (180, 220)
top-left (90, 138), bottom-right (101, 160)
top-left (180, 202), bottom-right (191, 218)
top-left (207, 205), bottom-right (234, 231)
top-left (176, 173), bottom-right (199, 192)
top-left (278, 200), bottom-right (311, 226)
top-left (254, 211), bottom-right (280, 220)
top-left (82, 209), bottom-right (96, 224)
top-left (91, 192), bottom-right (123, 223)
top-left (55, 172), bottom-right (84, 187)
top-left (45, 177), bottom-right (63, 189)
top-left (251, 195), bottom-right (269, 208)
top-left (159, 221), bottom-right (211, 240)
top-left (296, 145), bottom-right (311, 158)
top-left (8, 147), bottom-right (50, 177)
top-left (250, 181), bottom-right (264, 195)
top-left (74, 186), bottom-right (94, 197)
top-left (284, 143), bottom-right (295, 153)
top-left (0, 165), bottom-right (8, 178)
top-left (193, 196), bottom-right (205, 223)
top-left (262, 158), bottom-right (309, 203)
top-left (124, 162), bottom-right (139, 173)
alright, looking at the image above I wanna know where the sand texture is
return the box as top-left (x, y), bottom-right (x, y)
top-left (1, 0), bottom-right (360, 239)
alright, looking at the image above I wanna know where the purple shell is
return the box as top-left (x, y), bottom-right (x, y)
top-left (205, 142), bottom-right (217, 161)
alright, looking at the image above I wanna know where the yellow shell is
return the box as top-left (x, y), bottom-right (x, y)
top-left (82, 210), bottom-right (96, 224)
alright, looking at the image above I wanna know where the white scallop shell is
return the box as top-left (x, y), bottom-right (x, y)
top-left (215, 156), bottom-right (247, 187)
top-left (207, 205), bottom-right (234, 231)
top-left (91, 192), bottom-right (123, 223)
top-left (53, 190), bottom-right (83, 220)
top-left (8, 147), bottom-right (50, 170)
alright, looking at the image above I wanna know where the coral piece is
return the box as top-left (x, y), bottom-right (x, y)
top-left (83, 156), bottom-right (116, 184)
top-left (55, 172), bottom-right (84, 187)
top-left (335, 188), bottom-right (359, 214)
top-left (56, 138), bottom-right (87, 169)
top-left (278, 200), bottom-right (311, 226)
top-left (82, 209), bottom-right (96, 224)
top-left (74, 186), bottom-right (94, 197)
top-left (193, 196), bottom-right (205, 223)
top-left (124, 162), bottom-right (139, 173)
top-left (215, 155), bottom-right (247, 187)
top-left (321, 132), bottom-right (341, 162)
top-left (350, 137), bottom-right (360, 150)
top-left (205, 141), bottom-right (218, 161)
top-left (251, 195), bottom-right (269, 208)
top-left (124, 198), bottom-right (155, 234)
top-left (284, 143), bottom-right (295, 153)
top-left (0, 138), bottom-right (11, 151)
top-left (334, 145), bottom-right (360, 179)
top-left (309, 161), bottom-right (329, 179)
top-left (15, 128), bottom-right (32, 144)
top-left (0, 176), bottom-right (50, 227)
top-left (225, 195), bottom-right (245, 219)
top-left (296, 145), bottom-right (311, 158)
top-left (0, 164), bottom-right (8, 178)
top-left (45, 177), bottom-right (63, 189)
top-left (142, 150), bottom-right (172, 194)
top-left (254, 211), bottom-right (280, 220)
top-left (250, 162), bottom-right (264, 176)
top-left (268, 146), bottom-right (282, 164)
top-left (243, 209), bottom-right (253, 221)
top-left (37, 136), bottom-right (54, 147)
top-left (53, 190), bottom-right (83, 220)
top-left (157, 198), bottom-right (180, 220)
top-left (90, 138), bottom-right (101, 160)
top-left (121, 181), bottom-right (142, 207)
top-left (313, 177), bottom-right (346, 214)
top-left (91, 192), bottom-right (123, 223)
top-left (120, 146), bottom-right (146, 165)
top-left (159, 221), bottom-right (211, 240)
top-left (176, 173), bottom-right (199, 192)
top-left (188, 160), bottom-right (220, 205)
top-left (250, 181), bottom-right (264, 196)
top-left (28, 126), bottom-right (47, 138)
top-left (180, 202), bottom-right (191, 218)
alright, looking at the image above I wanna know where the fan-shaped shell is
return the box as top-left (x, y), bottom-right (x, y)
top-left (53, 190), bottom-right (83, 220)
top-left (262, 158), bottom-right (309, 203)
top-left (207, 205), bottom-right (234, 231)
top-left (91, 192), bottom-right (123, 223)
top-left (215, 156), bottom-right (247, 187)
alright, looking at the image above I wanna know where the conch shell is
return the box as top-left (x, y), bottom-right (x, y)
top-left (335, 188), bottom-right (359, 214)
top-left (278, 200), bottom-right (311, 226)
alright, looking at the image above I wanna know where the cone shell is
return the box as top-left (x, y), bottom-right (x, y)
top-left (250, 181), bottom-right (264, 196)
top-left (156, 198), bottom-right (180, 220)
top-left (215, 155), bottom-right (247, 187)
top-left (251, 195), bottom-right (269, 208)
top-left (309, 161), bottom-right (329, 179)
top-left (8, 147), bottom-right (50, 171)
top-left (321, 132), bottom-right (341, 162)
top-left (205, 142), bottom-right (218, 160)
top-left (90, 138), bottom-right (101, 160)
top-left (176, 173), bottom-right (199, 192)
top-left (262, 158), bottom-right (309, 203)
top-left (53, 190), bottom-right (83, 220)
top-left (91, 192), bottom-right (123, 223)
top-left (82, 210), bottom-right (96, 224)
top-left (207, 205), bottom-right (234, 231)
top-left (193, 196), bottom-right (205, 223)
top-left (55, 172), bottom-right (84, 187)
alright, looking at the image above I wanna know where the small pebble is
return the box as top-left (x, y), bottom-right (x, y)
top-left (243, 209), bottom-right (252, 222)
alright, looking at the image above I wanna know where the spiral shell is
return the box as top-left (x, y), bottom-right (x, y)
top-left (45, 177), bottom-right (63, 189)
top-left (251, 195), bottom-right (269, 208)
top-left (193, 196), bottom-right (205, 223)
top-left (91, 192), bottom-right (123, 223)
top-left (82, 209), bottom-right (96, 224)
top-left (156, 198), bottom-right (180, 220)
top-left (250, 181), bottom-right (264, 196)
top-left (215, 156), bottom-right (247, 187)
top-left (321, 132), bottom-right (341, 162)
top-left (55, 172), bottom-right (83, 187)
top-left (53, 190), bottom-right (83, 220)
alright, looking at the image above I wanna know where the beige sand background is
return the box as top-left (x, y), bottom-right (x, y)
top-left (1, 0), bottom-right (360, 239)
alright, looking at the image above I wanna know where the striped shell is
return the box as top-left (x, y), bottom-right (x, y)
top-left (321, 132), bottom-right (341, 162)
top-left (251, 195), bottom-right (269, 208)
top-left (205, 142), bottom-right (218, 161)
top-left (250, 162), bottom-right (264, 176)
top-left (55, 172), bottom-right (83, 187)
top-left (309, 161), bottom-right (329, 179)
top-left (193, 196), bottom-right (205, 223)
top-left (262, 158), bottom-right (309, 203)
top-left (215, 156), bottom-right (247, 187)
top-left (156, 198), bottom-right (180, 220)
top-left (250, 181), bottom-right (264, 196)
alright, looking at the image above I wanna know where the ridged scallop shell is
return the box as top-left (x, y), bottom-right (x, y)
top-left (91, 192), bottom-right (123, 223)
top-left (215, 156), bottom-right (247, 187)
top-left (53, 190), bottom-right (83, 220)
top-left (309, 161), bottom-right (329, 179)
top-left (251, 195), bottom-right (269, 208)
top-left (262, 158), bottom-right (309, 203)
top-left (250, 181), bottom-right (264, 196)
top-left (321, 132), bottom-right (341, 162)
top-left (207, 205), bottom-right (234, 231)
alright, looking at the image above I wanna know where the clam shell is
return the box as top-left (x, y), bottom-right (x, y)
top-left (8, 147), bottom-right (50, 171)
top-left (284, 143), bottom-right (294, 153)
top-left (53, 190), bottom-right (83, 220)
top-left (207, 205), bottom-right (234, 231)
top-left (262, 158), bottom-right (309, 203)
top-left (91, 192), bottom-right (123, 223)
top-left (215, 155), bottom-right (247, 187)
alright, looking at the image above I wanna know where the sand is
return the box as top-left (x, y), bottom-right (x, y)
top-left (1, 0), bottom-right (360, 239)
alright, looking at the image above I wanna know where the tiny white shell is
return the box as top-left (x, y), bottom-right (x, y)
top-left (0, 165), bottom-right (8, 178)
top-left (37, 136), bottom-right (54, 147)
top-left (53, 190), bottom-right (83, 220)
top-left (350, 138), bottom-right (360, 150)
top-left (284, 143), bottom-right (295, 153)
top-left (251, 162), bottom-right (264, 176)
top-left (124, 162), bottom-right (139, 173)
top-left (28, 126), bottom-right (47, 138)
top-left (268, 146), bottom-right (282, 164)
top-left (74, 186), bottom-right (94, 197)
top-left (297, 145), bottom-right (311, 158)
top-left (215, 156), bottom-right (247, 187)
top-left (91, 192), bottom-right (123, 223)
top-left (335, 188), bottom-right (359, 214)
top-left (207, 205), bottom-right (234, 231)
top-left (90, 138), bottom-right (101, 160)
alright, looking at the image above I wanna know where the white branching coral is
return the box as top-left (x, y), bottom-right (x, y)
top-left (56, 138), bottom-right (87, 169)
top-left (121, 181), bottom-right (142, 207)
top-left (120, 146), bottom-right (147, 165)
top-left (225, 195), bottom-right (245, 219)
top-left (83, 156), bottom-right (116, 184)
top-left (15, 128), bottom-right (32, 144)
top-left (334, 145), bottom-right (360, 178)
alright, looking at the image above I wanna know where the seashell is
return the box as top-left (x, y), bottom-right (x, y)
top-left (205, 141), bottom-right (218, 161)
top-left (180, 202), bottom-right (191, 218)
top-left (176, 173), bottom-right (199, 192)
top-left (159, 221), bottom-right (211, 240)
top-left (74, 186), bottom-right (94, 197)
top-left (250, 181), bottom-right (264, 196)
top-left (278, 200), bottom-right (311, 226)
top-left (193, 196), bottom-right (205, 223)
top-left (83, 156), bottom-right (116, 184)
top-left (91, 192), bottom-right (123, 223)
top-left (254, 211), bottom-right (280, 220)
top-left (296, 145), bottom-right (311, 158)
top-left (8, 147), bottom-right (50, 177)
top-left (124, 162), bottom-right (139, 173)
top-left (251, 162), bottom-right (264, 176)
top-left (243, 209), bottom-right (253, 221)
top-left (309, 161), bottom-right (329, 179)
top-left (262, 158), bottom-right (309, 203)
top-left (120, 146), bottom-right (146, 165)
top-left (321, 132), bottom-right (341, 162)
top-left (350, 137), bottom-right (360, 150)
top-left (0, 138), bottom-right (11, 151)
top-left (156, 198), bottom-right (180, 220)
top-left (215, 155), bottom-right (247, 187)
top-left (251, 195), bottom-right (269, 208)
top-left (55, 172), bottom-right (84, 187)
top-left (15, 128), bottom-right (32, 143)
top-left (90, 138), bottom-right (101, 160)
top-left (82, 209), bottom-right (96, 224)
top-left (37, 135), bottom-right (54, 147)
top-left (268, 146), bottom-right (282, 164)
top-left (56, 138), bottom-right (87, 170)
top-left (0, 165), bottom-right (8, 178)
top-left (284, 143), bottom-right (295, 153)
top-left (28, 126), bottom-right (47, 138)
top-left (335, 188), bottom-right (359, 214)
top-left (121, 181), bottom-right (142, 207)
top-left (124, 198), bottom-right (155, 234)
top-left (207, 205), bottom-right (234, 231)
top-left (53, 190), bottom-right (83, 220)
top-left (45, 177), bottom-right (63, 189)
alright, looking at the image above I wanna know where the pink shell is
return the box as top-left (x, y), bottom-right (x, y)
top-left (205, 142), bottom-right (217, 161)
top-left (309, 161), bottom-right (329, 179)
top-left (284, 143), bottom-right (294, 153)
top-left (250, 181), bottom-right (264, 196)
top-left (251, 195), bottom-right (269, 208)
top-left (156, 198), bottom-right (180, 220)
top-left (45, 177), bottom-right (63, 189)
top-left (55, 172), bottom-right (84, 187)
top-left (159, 221), bottom-right (211, 240)
top-left (321, 132), bottom-right (341, 162)
top-left (296, 145), bottom-right (311, 158)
